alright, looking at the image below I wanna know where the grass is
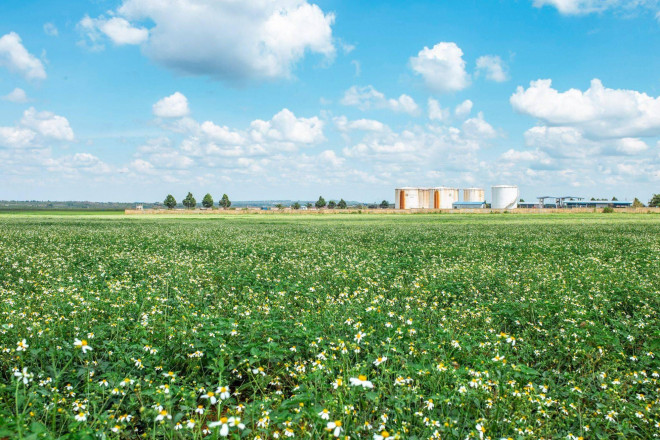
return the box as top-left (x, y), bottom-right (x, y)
top-left (0, 214), bottom-right (658, 439)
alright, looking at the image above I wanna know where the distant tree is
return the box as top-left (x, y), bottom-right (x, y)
top-left (338, 199), bottom-right (347, 209)
top-left (519, 198), bottom-right (525, 203)
top-left (164, 194), bottom-right (177, 209)
top-left (632, 198), bottom-right (645, 208)
top-left (603, 206), bottom-right (614, 213)
top-left (275, 203), bottom-right (284, 210)
top-left (315, 196), bottom-right (326, 209)
top-left (306, 202), bottom-right (313, 209)
top-left (202, 193), bottom-right (214, 208)
top-left (380, 200), bottom-right (389, 209)
top-left (292, 202), bottom-right (301, 210)
top-left (219, 194), bottom-right (231, 209)
top-left (182, 192), bottom-right (196, 209)
top-left (590, 197), bottom-right (596, 201)
top-left (650, 194), bottom-right (660, 208)
top-left (612, 196), bottom-right (618, 201)
top-left (328, 200), bottom-right (337, 209)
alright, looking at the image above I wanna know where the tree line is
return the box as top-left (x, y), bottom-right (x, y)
top-left (163, 193), bottom-right (231, 209)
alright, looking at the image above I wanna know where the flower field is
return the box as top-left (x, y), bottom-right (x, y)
top-left (1, 213), bottom-right (659, 439)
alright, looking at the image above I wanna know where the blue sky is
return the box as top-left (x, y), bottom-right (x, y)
top-left (1, 0), bottom-right (659, 203)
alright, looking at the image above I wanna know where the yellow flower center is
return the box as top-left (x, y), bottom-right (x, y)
top-left (208, 392), bottom-right (214, 396)
top-left (81, 340), bottom-right (88, 346)
top-left (358, 375), bottom-right (367, 381)
top-left (159, 410), bottom-right (167, 416)
top-left (220, 417), bottom-right (228, 424)
top-left (335, 420), bottom-right (342, 427)
top-left (381, 431), bottom-right (390, 438)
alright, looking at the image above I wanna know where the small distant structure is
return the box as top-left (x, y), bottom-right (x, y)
top-left (453, 201), bottom-right (486, 209)
top-left (491, 185), bottom-right (519, 209)
top-left (136, 204), bottom-right (143, 211)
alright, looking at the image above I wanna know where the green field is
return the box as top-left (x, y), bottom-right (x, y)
top-left (1, 214), bottom-right (659, 439)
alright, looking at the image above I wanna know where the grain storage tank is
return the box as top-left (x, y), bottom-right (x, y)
top-left (491, 185), bottom-right (519, 209)
top-left (463, 188), bottom-right (485, 202)
top-left (433, 187), bottom-right (459, 209)
top-left (395, 187), bottom-right (420, 209)
top-left (418, 188), bottom-right (433, 209)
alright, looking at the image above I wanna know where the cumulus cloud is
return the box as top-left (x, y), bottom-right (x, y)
top-left (153, 92), bottom-right (190, 118)
top-left (2, 88), bottom-right (28, 103)
top-left (462, 112), bottom-right (497, 139)
top-left (410, 42), bottom-right (470, 93)
top-left (334, 116), bottom-right (387, 132)
top-left (341, 85), bottom-right (419, 115)
top-left (0, 127), bottom-right (37, 149)
top-left (21, 107), bottom-right (74, 141)
top-left (82, 0), bottom-right (336, 81)
top-left (475, 55), bottom-right (508, 82)
top-left (0, 32), bottom-right (46, 80)
top-left (250, 109), bottom-right (325, 144)
top-left (427, 98), bottom-right (450, 122)
top-left (455, 100), bottom-right (473, 118)
top-left (511, 79), bottom-right (660, 139)
top-left (532, 0), bottom-right (658, 15)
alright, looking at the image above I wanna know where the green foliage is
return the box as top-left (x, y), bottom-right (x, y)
top-left (163, 194), bottom-right (177, 209)
top-left (380, 200), bottom-right (389, 209)
top-left (327, 200), bottom-right (336, 209)
top-left (632, 198), bottom-right (645, 208)
top-left (315, 196), bottom-right (326, 208)
top-left (1, 214), bottom-right (659, 438)
top-left (202, 193), bottom-right (214, 208)
top-left (612, 196), bottom-right (618, 201)
top-left (219, 194), bottom-right (231, 209)
top-left (650, 194), bottom-right (660, 208)
top-left (292, 202), bottom-right (301, 210)
top-left (182, 192), bottom-right (196, 209)
top-left (338, 199), bottom-right (347, 209)
top-left (603, 206), bottom-right (614, 213)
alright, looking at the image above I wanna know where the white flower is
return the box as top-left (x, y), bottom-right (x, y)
top-left (216, 385), bottom-right (230, 399)
top-left (318, 409), bottom-right (330, 420)
top-left (155, 409), bottom-right (171, 422)
top-left (374, 431), bottom-right (391, 440)
top-left (186, 419), bottom-right (196, 429)
top-left (327, 420), bottom-right (343, 437)
top-left (209, 416), bottom-right (243, 436)
top-left (16, 339), bottom-right (29, 351)
top-left (476, 423), bottom-right (485, 440)
top-left (349, 375), bottom-right (374, 388)
top-left (373, 356), bottom-right (388, 366)
top-left (75, 412), bottom-right (87, 422)
top-left (201, 390), bottom-right (217, 405)
top-left (74, 339), bottom-right (93, 354)
top-left (13, 367), bottom-right (33, 385)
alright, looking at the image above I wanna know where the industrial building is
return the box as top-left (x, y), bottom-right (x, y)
top-left (395, 187), bottom-right (460, 209)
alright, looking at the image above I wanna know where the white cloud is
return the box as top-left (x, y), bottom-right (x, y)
top-left (532, 0), bottom-right (658, 15)
top-left (250, 109), bottom-right (325, 144)
top-left (428, 98), bottom-right (450, 121)
top-left (130, 158), bottom-right (155, 174)
top-left (0, 127), bottom-right (37, 149)
top-left (2, 88), bottom-right (28, 103)
top-left (319, 149), bottom-right (345, 167)
top-left (21, 107), bottom-right (74, 141)
top-left (334, 116), bottom-right (387, 132)
top-left (0, 32), bottom-right (46, 80)
top-left (43, 23), bottom-right (59, 37)
top-left (616, 138), bottom-right (648, 155)
top-left (341, 85), bottom-right (419, 115)
top-left (83, 0), bottom-right (336, 81)
top-left (475, 55), bottom-right (508, 82)
top-left (462, 112), bottom-right (497, 139)
top-left (455, 99), bottom-right (473, 118)
top-left (511, 79), bottom-right (660, 139)
top-left (410, 42), bottom-right (470, 93)
top-left (153, 92), bottom-right (190, 118)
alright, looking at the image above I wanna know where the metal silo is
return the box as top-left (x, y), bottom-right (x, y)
top-left (433, 187), bottom-right (459, 209)
top-left (463, 188), bottom-right (485, 202)
top-left (418, 188), bottom-right (433, 209)
top-left (395, 187), bottom-right (420, 209)
top-left (491, 185), bottom-right (519, 209)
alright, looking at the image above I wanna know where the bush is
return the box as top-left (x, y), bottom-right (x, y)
top-left (603, 206), bottom-right (614, 213)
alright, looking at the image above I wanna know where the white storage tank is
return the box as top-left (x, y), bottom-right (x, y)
top-left (395, 187), bottom-right (420, 209)
top-left (463, 188), bottom-right (485, 202)
top-left (491, 185), bottom-right (519, 209)
top-left (433, 187), bottom-right (459, 209)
